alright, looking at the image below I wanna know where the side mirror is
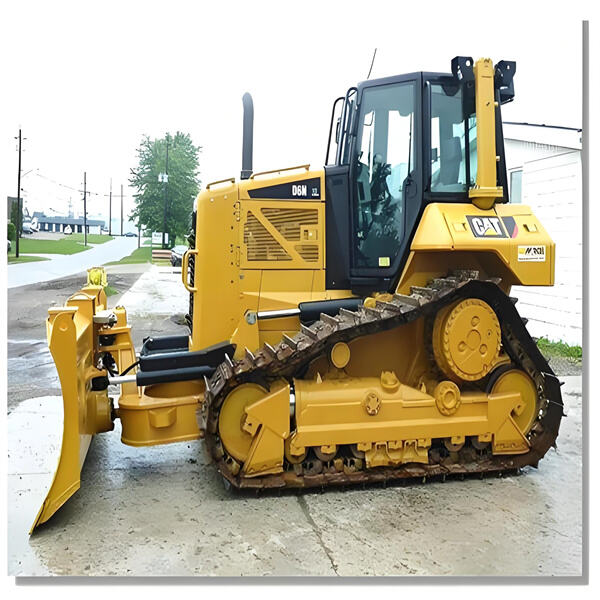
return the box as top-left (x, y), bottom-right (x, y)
top-left (431, 147), bottom-right (439, 163)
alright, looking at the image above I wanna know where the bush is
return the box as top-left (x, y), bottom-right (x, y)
top-left (537, 336), bottom-right (583, 360)
top-left (7, 222), bottom-right (16, 241)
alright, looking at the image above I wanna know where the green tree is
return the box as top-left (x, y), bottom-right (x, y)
top-left (10, 199), bottom-right (19, 227)
top-left (129, 132), bottom-right (201, 246)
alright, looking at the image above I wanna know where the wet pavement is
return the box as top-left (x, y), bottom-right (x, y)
top-left (6, 268), bottom-right (583, 577)
top-left (6, 267), bottom-right (186, 413)
top-left (7, 377), bottom-right (582, 577)
top-left (118, 265), bottom-right (188, 317)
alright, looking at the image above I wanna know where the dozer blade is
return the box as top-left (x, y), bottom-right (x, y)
top-left (30, 283), bottom-right (114, 533)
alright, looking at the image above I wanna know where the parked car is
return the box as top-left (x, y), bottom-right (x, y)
top-left (124, 231), bottom-right (137, 237)
top-left (21, 221), bottom-right (34, 234)
top-left (170, 245), bottom-right (188, 266)
top-left (7, 239), bottom-right (11, 252)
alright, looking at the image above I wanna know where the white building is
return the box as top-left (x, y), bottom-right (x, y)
top-left (504, 122), bottom-right (583, 346)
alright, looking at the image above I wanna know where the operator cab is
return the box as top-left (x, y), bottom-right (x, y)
top-left (324, 60), bottom-right (511, 294)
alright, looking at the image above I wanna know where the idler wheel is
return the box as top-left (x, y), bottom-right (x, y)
top-left (488, 366), bottom-right (539, 435)
top-left (218, 383), bottom-right (267, 463)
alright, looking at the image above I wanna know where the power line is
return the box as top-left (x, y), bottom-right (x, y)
top-left (33, 171), bottom-right (133, 198)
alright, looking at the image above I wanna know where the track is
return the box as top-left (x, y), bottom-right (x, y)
top-left (201, 271), bottom-right (563, 490)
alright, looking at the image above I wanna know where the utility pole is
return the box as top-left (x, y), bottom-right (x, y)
top-left (15, 129), bottom-right (22, 258)
top-left (83, 171), bottom-right (88, 246)
top-left (108, 178), bottom-right (112, 236)
top-left (162, 137), bottom-right (169, 248)
top-left (120, 184), bottom-right (123, 236)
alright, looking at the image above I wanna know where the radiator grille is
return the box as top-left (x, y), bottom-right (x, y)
top-left (244, 213), bottom-right (291, 261)
top-left (244, 208), bottom-right (319, 262)
top-left (261, 208), bottom-right (318, 241)
top-left (294, 244), bottom-right (319, 262)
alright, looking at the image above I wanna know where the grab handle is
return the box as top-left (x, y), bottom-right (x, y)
top-left (181, 249), bottom-right (198, 293)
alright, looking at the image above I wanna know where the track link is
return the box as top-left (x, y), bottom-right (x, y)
top-left (201, 271), bottom-right (563, 490)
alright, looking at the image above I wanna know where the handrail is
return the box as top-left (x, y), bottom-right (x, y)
top-left (335, 86), bottom-right (357, 165)
top-left (206, 177), bottom-right (235, 190)
top-left (249, 164), bottom-right (310, 180)
top-left (181, 249), bottom-right (198, 293)
top-left (325, 96), bottom-right (344, 166)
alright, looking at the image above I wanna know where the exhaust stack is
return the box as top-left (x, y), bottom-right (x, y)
top-left (241, 92), bottom-right (254, 180)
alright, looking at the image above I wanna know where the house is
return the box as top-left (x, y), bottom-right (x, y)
top-left (32, 211), bottom-right (105, 235)
top-left (504, 122), bottom-right (583, 346)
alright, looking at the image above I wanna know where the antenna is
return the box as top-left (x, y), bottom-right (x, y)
top-left (367, 48), bottom-right (377, 79)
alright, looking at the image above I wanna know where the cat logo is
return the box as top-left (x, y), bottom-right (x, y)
top-left (466, 215), bottom-right (507, 238)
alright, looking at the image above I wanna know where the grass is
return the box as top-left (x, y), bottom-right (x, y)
top-left (7, 254), bottom-right (50, 264)
top-left (69, 233), bottom-right (114, 244)
top-left (105, 245), bottom-right (174, 266)
top-left (7, 234), bottom-right (114, 260)
top-left (105, 246), bottom-right (152, 265)
top-left (8, 237), bottom-right (89, 256)
top-left (537, 337), bottom-right (582, 360)
top-left (104, 284), bottom-right (119, 297)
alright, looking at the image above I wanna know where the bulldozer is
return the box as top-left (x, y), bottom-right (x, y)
top-left (32, 56), bottom-right (563, 532)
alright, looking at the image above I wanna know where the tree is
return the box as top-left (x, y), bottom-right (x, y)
top-left (129, 132), bottom-right (201, 246)
top-left (7, 221), bottom-right (16, 242)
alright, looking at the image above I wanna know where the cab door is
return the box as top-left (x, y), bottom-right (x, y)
top-left (349, 76), bottom-right (422, 291)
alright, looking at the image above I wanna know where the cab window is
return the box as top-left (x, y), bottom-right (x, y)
top-left (430, 84), bottom-right (470, 192)
top-left (353, 82), bottom-right (416, 269)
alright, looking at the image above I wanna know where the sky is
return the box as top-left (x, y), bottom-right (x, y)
top-left (0, 0), bottom-right (590, 232)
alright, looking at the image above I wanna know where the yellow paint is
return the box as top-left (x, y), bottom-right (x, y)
top-left (469, 57), bottom-right (504, 209)
top-left (33, 286), bottom-right (114, 532)
top-left (119, 381), bottom-right (203, 446)
top-left (432, 298), bottom-right (502, 382)
top-left (40, 56), bottom-right (560, 519)
top-left (400, 202), bottom-right (555, 292)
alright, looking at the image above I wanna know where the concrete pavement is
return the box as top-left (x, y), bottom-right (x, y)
top-left (117, 264), bottom-right (187, 317)
top-left (7, 377), bottom-right (582, 576)
top-left (6, 268), bottom-right (583, 577)
top-left (8, 236), bottom-right (138, 289)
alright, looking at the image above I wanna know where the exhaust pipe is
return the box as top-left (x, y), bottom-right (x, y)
top-left (241, 92), bottom-right (254, 180)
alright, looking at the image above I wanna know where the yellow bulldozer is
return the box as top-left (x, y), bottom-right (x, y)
top-left (32, 56), bottom-right (563, 531)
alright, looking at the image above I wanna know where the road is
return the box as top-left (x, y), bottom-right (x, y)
top-left (6, 268), bottom-right (583, 577)
top-left (8, 236), bottom-right (138, 288)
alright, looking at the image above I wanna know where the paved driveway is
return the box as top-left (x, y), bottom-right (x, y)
top-left (8, 237), bottom-right (138, 288)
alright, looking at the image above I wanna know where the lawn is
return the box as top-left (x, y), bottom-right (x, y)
top-left (7, 254), bottom-right (50, 264)
top-left (69, 233), bottom-right (114, 244)
top-left (105, 245), bottom-right (173, 266)
top-left (8, 237), bottom-right (89, 256)
top-left (7, 234), bottom-right (114, 260)
top-left (105, 246), bottom-right (152, 265)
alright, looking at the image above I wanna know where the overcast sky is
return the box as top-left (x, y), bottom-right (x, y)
top-left (1, 1), bottom-right (589, 230)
